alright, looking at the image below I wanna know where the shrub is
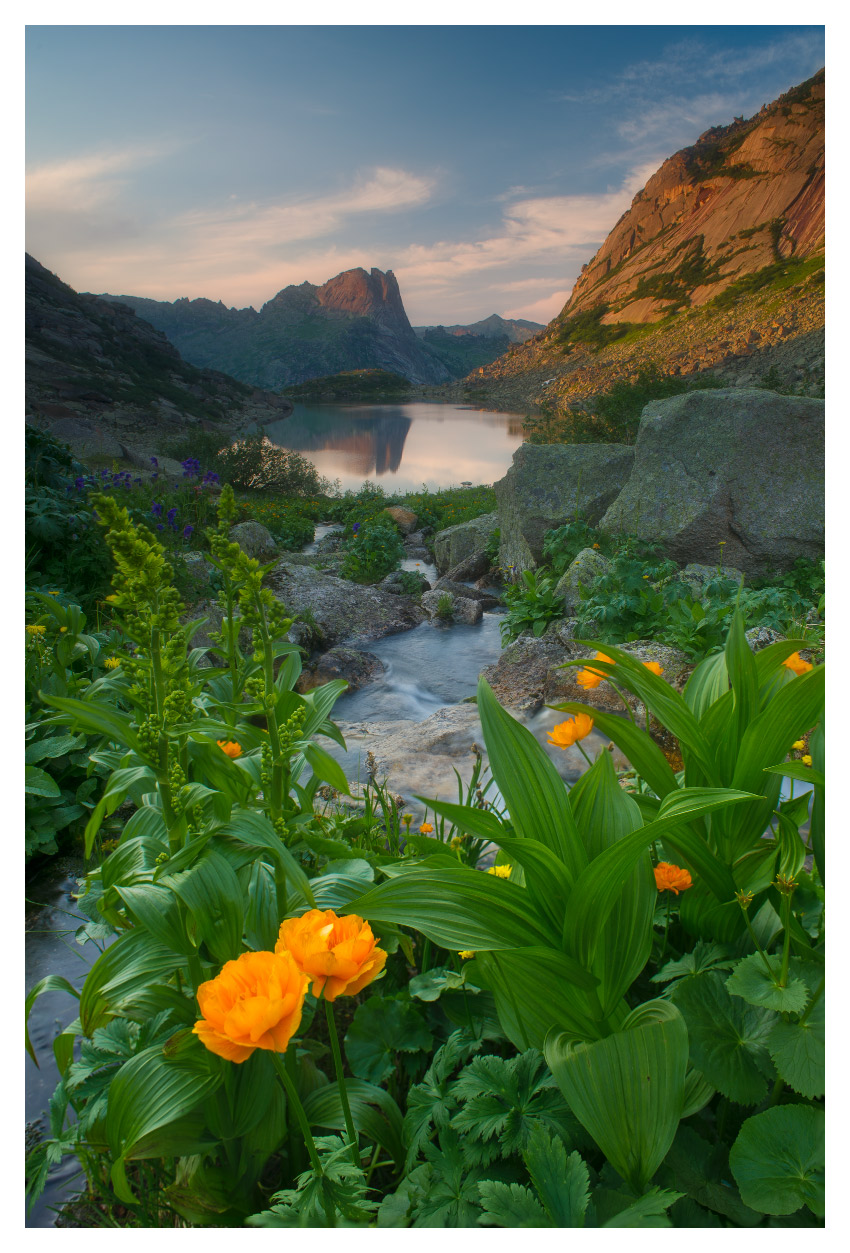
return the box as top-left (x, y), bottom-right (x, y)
top-left (340, 517), bottom-right (405, 584)
top-left (217, 434), bottom-right (325, 494)
top-left (500, 570), bottom-right (564, 643)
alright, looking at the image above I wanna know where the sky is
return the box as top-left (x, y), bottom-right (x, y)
top-left (25, 21), bottom-right (826, 326)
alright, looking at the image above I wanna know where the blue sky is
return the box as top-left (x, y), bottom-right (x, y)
top-left (25, 22), bottom-right (825, 325)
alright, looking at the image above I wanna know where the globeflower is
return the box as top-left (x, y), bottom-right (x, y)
top-left (487, 865), bottom-right (512, 879)
top-left (217, 740), bottom-right (242, 758)
top-left (548, 713), bottom-right (594, 748)
top-left (576, 651), bottom-right (615, 690)
top-left (419, 822), bottom-right (434, 834)
top-left (791, 740), bottom-right (805, 751)
top-left (782, 652), bottom-right (813, 676)
top-left (654, 862), bottom-right (693, 894)
top-left (276, 909), bottom-right (387, 1002)
top-left (458, 951), bottom-right (476, 960)
top-left (801, 755), bottom-right (813, 766)
top-left (643, 661), bottom-right (664, 676)
top-left (192, 949), bottom-right (308, 1063)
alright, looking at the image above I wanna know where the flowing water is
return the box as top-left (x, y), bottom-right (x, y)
top-left (261, 400), bottom-right (526, 492)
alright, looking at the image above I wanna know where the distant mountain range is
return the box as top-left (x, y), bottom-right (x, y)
top-left (97, 272), bottom-right (544, 390)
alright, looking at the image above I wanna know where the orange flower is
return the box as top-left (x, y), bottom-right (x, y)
top-left (643, 661), bottom-right (664, 676)
top-left (654, 862), bottom-right (693, 895)
top-left (782, 652), bottom-right (813, 676)
top-left (192, 950), bottom-right (308, 1063)
top-left (276, 909), bottom-right (387, 1002)
top-left (576, 651), bottom-right (615, 690)
top-left (419, 822), bottom-right (434, 834)
top-left (217, 739), bottom-right (242, 758)
top-left (548, 713), bottom-right (594, 748)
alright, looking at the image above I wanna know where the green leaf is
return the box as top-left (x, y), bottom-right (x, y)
top-left (79, 929), bottom-right (187, 1034)
top-left (44, 692), bottom-right (140, 753)
top-left (808, 718), bottom-right (824, 881)
top-left (651, 939), bottom-right (735, 985)
top-left (346, 867), bottom-right (557, 951)
top-left (729, 1105), bottom-right (824, 1216)
top-left (726, 954), bottom-right (809, 1014)
top-left (25, 975), bottom-right (80, 1065)
top-left (725, 610), bottom-right (759, 754)
top-left (344, 996), bottom-right (433, 1084)
top-left (25, 766), bottom-right (61, 797)
top-left (601, 1187), bottom-right (684, 1227)
top-left (161, 849), bottom-right (244, 964)
top-left (115, 884), bottom-right (194, 957)
top-left (671, 971), bottom-right (775, 1105)
top-left (477, 1181), bottom-right (549, 1227)
top-left (523, 1123), bottom-right (589, 1227)
top-left (477, 678), bottom-right (586, 880)
top-left (469, 949), bottom-right (601, 1050)
top-left (302, 1079), bottom-right (405, 1170)
top-left (659, 1126), bottom-right (763, 1225)
top-left (221, 808), bottom-right (316, 908)
top-left (763, 761), bottom-right (825, 788)
top-left (767, 972), bottom-right (824, 1099)
top-left (302, 742), bottom-right (351, 795)
top-left (545, 999), bottom-right (688, 1192)
top-left (683, 651), bottom-right (729, 719)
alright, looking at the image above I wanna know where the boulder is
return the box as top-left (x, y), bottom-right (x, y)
top-left (229, 520), bottom-right (278, 563)
top-left (336, 705), bottom-right (484, 802)
top-left (494, 444), bottom-right (634, 574)
top-left (446, 551), bottom-right (491, 582)
top-left (295, 647), bottom-right (384, 694)
top-left (453, 597), bottom-right (484, 625)
top-left (681, 563), bottom-right (745, 597)
top-left (266, 560), bottom-right (426, 646)
top-left (434, 512), bottom-right (499, 574)
top-left (597, 389), bottom-right (824, 576)
top-left (380, 570), bottom-right (429, 595)
top-left (384, 506), bottom-right (418, 534)
top-left (554, 548), bottom-right (610, 613)
top-left (432, 577), bottom-right (500, 608)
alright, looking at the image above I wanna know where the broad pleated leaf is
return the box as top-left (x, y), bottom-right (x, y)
top-left (545, 999), bottom-right (688, 1193)
top-left (549, 702), bottom-right (679, 800)
top-left (471, 949), bottom-right (601, 1050)
top-left (346, 867), bottom-right (557, 951)
top-left (683, 651), bottom-right (729, 719)
top-left (25, 975), bottom-right (80, 1065)
top-left (303, 742), bottom-right (351, 794)
top-left (477, 678), bottom-right (585, 879)
top-left (808, 718), bottom-right (824, 881)
top-left (221, 808), bottom-right (316, 908)
top-left (162, 849), bottom-right (244, 964)
top-left (79, 929), bottom-right (187, 1034)
top-left (729, 1105), bottom-right (824, 1216)
top-left (43, 692), bottom-right (141, 753)
top-left (725, 610), bottom-right (760, 755)
top-left (303, 1078), bottom-right (405, 1169)
top-left (115, 883), bottom-right (194, 956)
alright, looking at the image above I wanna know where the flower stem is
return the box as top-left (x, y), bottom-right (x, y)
top-left (270, 1052), bottom-right (336, 1227)
top-left (323, 997), bottom-right (360, 1169)
top-left (659, 892), bottom-right (672, 963)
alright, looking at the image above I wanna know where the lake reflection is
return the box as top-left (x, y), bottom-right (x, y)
top-left (261, 401), bottom-right (526, 491)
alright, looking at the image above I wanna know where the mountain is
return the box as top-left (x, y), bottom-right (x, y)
top-left (99, 268), bottom-right (452, 389)
top-left (413, 314), bottom-right (543, 342)
top-left (410, 314), bottom-right (544, 378)
top-left (460, 70), bottom-right (824, 412)
top-left (25, 254), bottom-right (292, 455)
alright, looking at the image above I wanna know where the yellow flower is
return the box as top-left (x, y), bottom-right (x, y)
top-left (450, 836), bottom-right (463, 851)
top-left (401, 814), bottom-right (413, 827)
top-left (59, 626), bottom-right (68, 633)
top-left (547, 713), bottom-right (594, 748)
top-left (654, 862), bottom-right (693, 894)
top-left (26, 624), bottom-right (46, 635)
top-left (192, 950), bottom-right (308, 1064)
top-left (217, 740), bottom-right (242, 758)
top-left (419, 822), bottom-right (434, 834)
top-left (103, 656), bottom-right (121, 669)
top-left (576, 651), bottom-right (614, 690)
top-left (791, 740), bottom-right (805, 751)
top-left (458, 951), bottom-right (476, 960)
top-left (48, 590), bottom-right (59, 596)
top-left (276, 908), bottom-right (387, 1002)
top-left (801, 755), bottom-right (813, 766)
top-left (643, 661), bottom-right (664, 676)
top-left (487, 864), bottom-right (512, 879)
top-left (782, 652), bottom-right (813, 676)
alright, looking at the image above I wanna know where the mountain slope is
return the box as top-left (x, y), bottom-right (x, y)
top-left (25, 254), bottom-right (292, 446)
top-left (461, 70), bottom-right (824, 412)
top-left (100, 268), bottom-right (451, 388)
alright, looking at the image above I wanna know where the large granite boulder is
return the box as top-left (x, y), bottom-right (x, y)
top-left (266, 560), bottom-right (426, 646)
top-left (295, 647), bottom-right (384, 694)
top-left (229, 520), bottom-right (278, 563)
top-left (555, 547), bottom-right (610, 613)
top-left (434, 512), bottom-right (499, 574)
top-left (494, 444), bottom-right (634, 575)
top-left (384, 506), bottom-right (418, 535)
top-left (597, 389), bottom-right (824, 576)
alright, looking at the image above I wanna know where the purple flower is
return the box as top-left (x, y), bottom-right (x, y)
top-left (203, 471), bottom-right (220, 485)
top-left (150, 456), bottom-right (158, 468)
top-left (182, 524), bottom-right (194, 539)
top-left (100, 468), bottom-right (109, 479)
top-left (151, 501), bottom-right (163, 518)
top-left (352, 522), bottom-right (360, 534)
top-left (134, 477), bottom-right (141, 486)
top-left (156, 523), bottom-right (164, 531)
top-left (167, 507), bottom-right (177, 523)
top-left (181, 457), bottom-right (201, 478)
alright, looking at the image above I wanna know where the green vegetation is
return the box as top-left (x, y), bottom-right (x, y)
top-left (24, 486), bottom-right (825, 1228)
top-left (524, 364), bottom-right (725, 445)
top-left (417, 327), bottom-right (512, 378)
top-left (553, 304), bottom-right (642, 354)
top-left (282, 369), bottom-right (413, 402)
top-left (340, 517), bottom-right (407, 584)
top-left (709, 254), bottom-right (824, 309)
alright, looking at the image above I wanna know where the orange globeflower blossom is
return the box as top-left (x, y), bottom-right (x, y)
top-left (654, 863), bottom-right (693, 895)
top-left (782, 652), bottom-right (813, 676)
top-left (643, 661), bottom-right (664, 676)
top-left (419, 822), bottom-right (434, 834)
top-left (192, 949), bottom-right (308, 1063)
top-left (548, 713), bottom-right (594, 748)
top-left (276, 909), bottom-right (387, 1002)
top-left (217, 740), bottom-right (242, 758)
top-left (576, 652), bottom-right (615, 690)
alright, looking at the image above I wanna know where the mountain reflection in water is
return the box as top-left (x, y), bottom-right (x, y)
top-left (261, 401), bottom-right (526, 491)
